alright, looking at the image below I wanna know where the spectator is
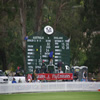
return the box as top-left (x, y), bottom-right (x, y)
top-left (33, 69), bottom-right (38, 82)
top-left (58, 65), bottom-right (63, 73)
top-left (18, 78), bottom-right (22, 83)
top-left (82, 70), bottom-right (87, 81)
top-left (28, 79), bottom-right (32, 83)
top-left (88, 73), bottom-right (92, 81)
top-left (12, 78), bottom-right (17, 83)
top-left (41, 60), bottom-right (47, 73)
top-left (57, 62), bottom-right (63, 73)
top-left (73, 70), bottom-right (78, 81)
top-left (15, 66), bottom-right (21, 76)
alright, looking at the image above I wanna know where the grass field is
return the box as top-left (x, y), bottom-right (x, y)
top-left (0, 92), bottom-right (100, 100)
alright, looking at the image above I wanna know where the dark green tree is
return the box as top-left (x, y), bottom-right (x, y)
top-left (86, 34), bottom-right (100, 72)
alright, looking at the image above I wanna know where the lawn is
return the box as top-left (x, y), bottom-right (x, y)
top-left (0, 92), bottom-right (100, 100)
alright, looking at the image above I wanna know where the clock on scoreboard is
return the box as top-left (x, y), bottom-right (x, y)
top-left (26, 26), bottom-right (70, 73)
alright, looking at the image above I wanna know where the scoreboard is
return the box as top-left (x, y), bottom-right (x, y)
top-left (26, 26), bottom-right (70, 73)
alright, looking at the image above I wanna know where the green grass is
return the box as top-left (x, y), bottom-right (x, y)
top-left (0, 92), bottom-right (100, 100)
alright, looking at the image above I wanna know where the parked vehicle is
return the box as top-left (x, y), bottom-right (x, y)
top-left (0, 70), bottom-right (8, 83)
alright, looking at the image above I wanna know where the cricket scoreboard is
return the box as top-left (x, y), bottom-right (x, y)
top-left (26, 26), bottom-right (70, 73)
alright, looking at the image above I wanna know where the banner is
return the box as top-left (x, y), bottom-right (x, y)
top-left (27, 73), bottom-right (73, 81)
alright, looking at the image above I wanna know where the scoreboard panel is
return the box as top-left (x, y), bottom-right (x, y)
top-left (26, 30), bottom-right (70, 73)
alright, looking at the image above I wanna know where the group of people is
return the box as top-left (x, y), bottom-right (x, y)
top-left (41, 51), bottom-right (63, 73)
top-left (29, 51), bottom-right (64, 82)
top-left (28, 51), bottom-right (88, 82)
top-left (12, 78), bottom-right (22, 83)
top-left (73, 70), bottom-right (87, 82)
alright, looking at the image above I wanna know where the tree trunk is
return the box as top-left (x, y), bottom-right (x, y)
top-left (0, 49), bottom-right (7, 71)
top-left (53, 0), bottom-right (67, 30)
top-left (19, 0), bottom-right (26, 74)
top-left (35, 0), bottom-right (44, 33)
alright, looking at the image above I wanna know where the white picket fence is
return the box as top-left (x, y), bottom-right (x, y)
top-left (0, 82), bottom-right (100, 94)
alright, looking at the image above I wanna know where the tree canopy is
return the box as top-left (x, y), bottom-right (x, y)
top-left (0, 0), bottom-right (100, 73)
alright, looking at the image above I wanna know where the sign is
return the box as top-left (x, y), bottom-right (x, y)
top-left (26, 27), bottom-right (70, 73)
top-left (44, 25), bottom-right (54, 35)
top-left (27, 73), bottom-right (73, 80)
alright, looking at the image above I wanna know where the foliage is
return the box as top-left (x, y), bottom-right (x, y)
top-left (0, 0), bottom-right (99, 72)
top-left (86, 34), bottom-right (100, 72)
top-left (0, 0), bottom-right (23, 71)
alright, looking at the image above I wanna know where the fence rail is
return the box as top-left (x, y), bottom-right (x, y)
top-left (0, 82), bottom-right (100, 94)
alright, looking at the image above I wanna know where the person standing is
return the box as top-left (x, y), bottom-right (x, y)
top-left (41, 60), bottom-right (47, 73)
top-left (49, 51), bottom-right (53, 65)
top-left (82, 70), bottom-right (87, 81)
top-left (33, 69), bottom-right (38, 82)
top-left (73, 70), bottom-right (78, 81)
top-left (12, 78), bottom-right (17, 83)
top-left (57, 62), bottom-right (63, 73)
